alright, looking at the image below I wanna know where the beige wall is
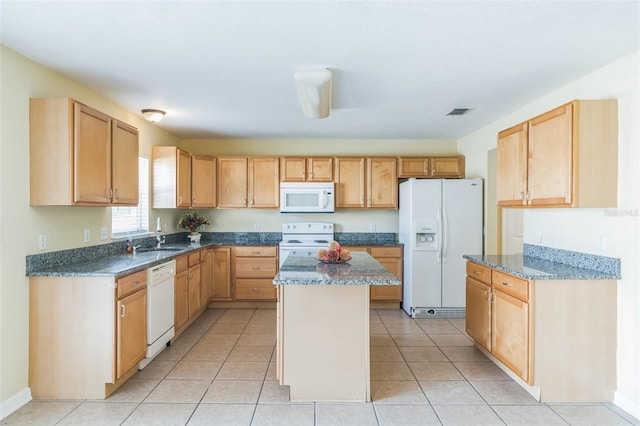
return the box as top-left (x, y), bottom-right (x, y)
top-left (458, 50), bottom-right (640, 418)
top-left (0, 45), bottom-right (181, 412)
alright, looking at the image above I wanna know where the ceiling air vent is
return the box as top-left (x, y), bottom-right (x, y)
top-left (446, 108), bottom-right (471, 116)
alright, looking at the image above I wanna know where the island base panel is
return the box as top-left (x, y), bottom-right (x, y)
top-left (279, 285), bottom-right (370, 402)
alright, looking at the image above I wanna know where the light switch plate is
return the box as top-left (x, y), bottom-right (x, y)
top-left (84, 229), bottom-right (90, 243)
top-left (38, 235), bottom-right (46, 250)
top-left (100, 227), bottom-right (108, 240)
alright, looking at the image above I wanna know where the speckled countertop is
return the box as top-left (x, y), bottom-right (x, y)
top-left (463, 244), bottom-right (621, 280)
top-left (273, 252), bottom-right (401, 286)
top-left (26, 232), bottom-right (402, 278)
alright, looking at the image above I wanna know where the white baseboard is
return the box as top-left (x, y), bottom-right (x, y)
top-left (0, 387), bottom-right (32, 420)
top-left (613, 391), bottom-right (640, 422)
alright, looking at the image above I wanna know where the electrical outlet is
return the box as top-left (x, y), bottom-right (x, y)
top-left (369, 224), bottom-right (376, 232)
top-left (254, 222), bottom-right (260, 231)
top-left (100, 227), bottom-right (108, 240)
top-left (38, 235), bottom-right (47, 250)
top-left (84, 229), bottom-right (90, 243)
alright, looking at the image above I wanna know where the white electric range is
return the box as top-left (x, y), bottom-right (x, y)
top-left (278, 222), bottom-right (334, 268)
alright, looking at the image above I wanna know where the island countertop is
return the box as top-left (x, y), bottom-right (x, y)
top-left (273, 251), bottom-right (401, 286)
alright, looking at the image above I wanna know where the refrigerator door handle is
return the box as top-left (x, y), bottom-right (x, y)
top-left (437, 208), bottom-right (443, 263)
top-left (442, 207), bottom-right (448, 262)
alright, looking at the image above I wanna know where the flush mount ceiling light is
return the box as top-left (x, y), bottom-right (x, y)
top-left (141, 109), bottom-right (166, 122)
top-left (295, 69), bottom-right (332, 119)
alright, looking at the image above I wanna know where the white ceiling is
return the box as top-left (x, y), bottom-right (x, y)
top-left (1, 1), bottom-right (639, 140)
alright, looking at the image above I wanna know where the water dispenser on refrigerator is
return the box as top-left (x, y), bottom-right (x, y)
top-left (414, 221), bottom-right (439, 250)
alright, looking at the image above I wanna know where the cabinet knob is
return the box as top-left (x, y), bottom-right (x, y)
top-left (120, 304), bottom-right (126, 317)
top-left (251, 288), bottom-right (259, 292)
top-left (132, 280), bottom-right (140, 286)
top-left (114, 189), bottom-right (119, 200)
top-left (502, 282), bottom-right (512, 287)
top-left (252, 266), bottom-right (260, 270)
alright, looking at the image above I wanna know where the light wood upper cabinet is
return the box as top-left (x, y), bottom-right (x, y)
top-left (280, 157), bottom-right (333, 182)
top-left (398, 156), bottom-right (465, 178)
top-left (217, 157), bottom-right (279, 208)
top-left (497, 99), bottom-right (618, 208)
top-left (191, 155), bottom-right (216, 208)
top-left (152, 146), bottom-right (192, 208)
top-left (367, 157), bottom-right (398, 208)
top-left (335, 157), bottom-right (397, 209)
top-left (334, 157), bottom-right (366, 208)
top-left (217, 157), bottom-right (248, 207)
top-left (249, 157), bottom-right (280, 208)
top-left (398, 157), bottom-right (430, 178)
top-left (30, 98), bottom-right (139, 206)
top-left (431, 156), bottom-right (465, 178)
top-left (111, 120), bottom-right (139, 205)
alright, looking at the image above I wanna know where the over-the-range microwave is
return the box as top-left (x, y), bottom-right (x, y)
top-left (280, 182), bottom-right (335, 213)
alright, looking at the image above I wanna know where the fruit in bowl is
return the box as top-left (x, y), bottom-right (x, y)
top-left (317, 241), bottom-right (352, 263)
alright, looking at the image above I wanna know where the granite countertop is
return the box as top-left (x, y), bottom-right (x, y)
top-left (463, 250), bottom-right (621, 281)
top-left (273, 252), bottom-right (401, 286)
top-left (28, 242), bottom-right (217, 278)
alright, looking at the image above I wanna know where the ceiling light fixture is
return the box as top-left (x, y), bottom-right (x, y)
top-left (141, 109), bottom-right (166, 122)
top-left (295, 69), bottom-right (332, 119)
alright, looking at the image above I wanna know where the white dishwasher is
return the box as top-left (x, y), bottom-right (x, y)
top-left (139, 259), bottom-right (176, 369)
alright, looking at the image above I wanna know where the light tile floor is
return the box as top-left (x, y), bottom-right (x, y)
top-left (4, 308), bottom-right (639, 425)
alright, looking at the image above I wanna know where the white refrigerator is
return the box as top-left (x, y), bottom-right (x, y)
top-left (399, 178), bottom-right (483, 318)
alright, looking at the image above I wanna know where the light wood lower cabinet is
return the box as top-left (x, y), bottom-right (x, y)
top-left (232, 246), bottom-right (278, 301)
top-left (344, 246), bottom-right (403, 302)
top-left (174, 256), bottom-right (190, 331)
top-left (211, 247), bottom-right (232, 300)
top-left (465, 260), bottom-right (616, 402)
top-left (29, 269), bottom-right (147, 399)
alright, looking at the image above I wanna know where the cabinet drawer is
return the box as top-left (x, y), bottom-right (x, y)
top-left (235, 246), bottom-right (277, 257)
top-left (492, 270), bottom-right (529, 301)
top-left (117, 269), bottom-right (147, 299)
top-left (176, 255), bottom-right (189, 273)
top-left (235, 279), bottom-right (277, 300)
top-left (369, 246), bottom-right (402, 258)
top-left (188, 252), bottom-right (201, 267)
top-left (235, 257), bottom-right (277, 278)
top-left (466, 262), bottom-right (492, 285)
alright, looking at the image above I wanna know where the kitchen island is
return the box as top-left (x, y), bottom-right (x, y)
top-left (272, 251), bottom-right (400, 402)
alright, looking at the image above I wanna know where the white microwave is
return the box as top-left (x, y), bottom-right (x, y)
top-left (280, 182), bottom-right (335, 213)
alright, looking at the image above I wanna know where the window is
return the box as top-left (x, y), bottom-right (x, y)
top-left (112, 156), bottom-right (149, 237)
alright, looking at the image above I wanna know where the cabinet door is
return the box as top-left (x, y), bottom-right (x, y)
top-left (398, 157), bottom-right (430, 178)
top-left (369, 247), bottom-right (402, 301)
top-left (280, 157), bottom-right (307, 182)
top-left (335, 157), bottom-right (366, 208)
top-left (497, 123), bottom-right (528, 206)
top-left (111, 120), bottom-right (139, 205)
top-left (367, 157), bottom-right (397, 208)
top-left (528, 103), bottom-right (573, 207)
top-left (308, 157), bottom-right (333, 182)
top-left (431, 156), bottom-right (465, 178)
top-left (188, 265), bottom-right (202, 318)
top-left (212, 247), bottom-right (232, 300)
top-left (218, 157), bottom-right (248, 207)
top-left (192, 155), bottom-right (216, 208)
top-left (176, 149), bottom-right (192, 207)
top-left (174, 270), bottom-right (189, 330)
top-left (465, 277), bottom-right (492, 351)
top-left (200, 249), bottom-right (212, 305)
top-left (249, 157), bottom-right (279, 208)
top-left (370, 257), bottom-right (403, 300)
top-left (492, 289), bottom-right (530, 382)
top-left (116, 289), bottom-right (146, 379)
top-left (74, 103), bottom-right (112, 204)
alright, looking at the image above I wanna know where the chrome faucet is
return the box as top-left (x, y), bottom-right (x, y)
top-left (156, 229), bottom-right (166, 248)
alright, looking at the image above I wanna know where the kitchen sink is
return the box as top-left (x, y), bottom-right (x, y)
top-left (136, 246), bottom-right (185, 253)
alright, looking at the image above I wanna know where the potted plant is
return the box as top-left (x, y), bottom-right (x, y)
top-left (177, 211), bottom-right (210, 242)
